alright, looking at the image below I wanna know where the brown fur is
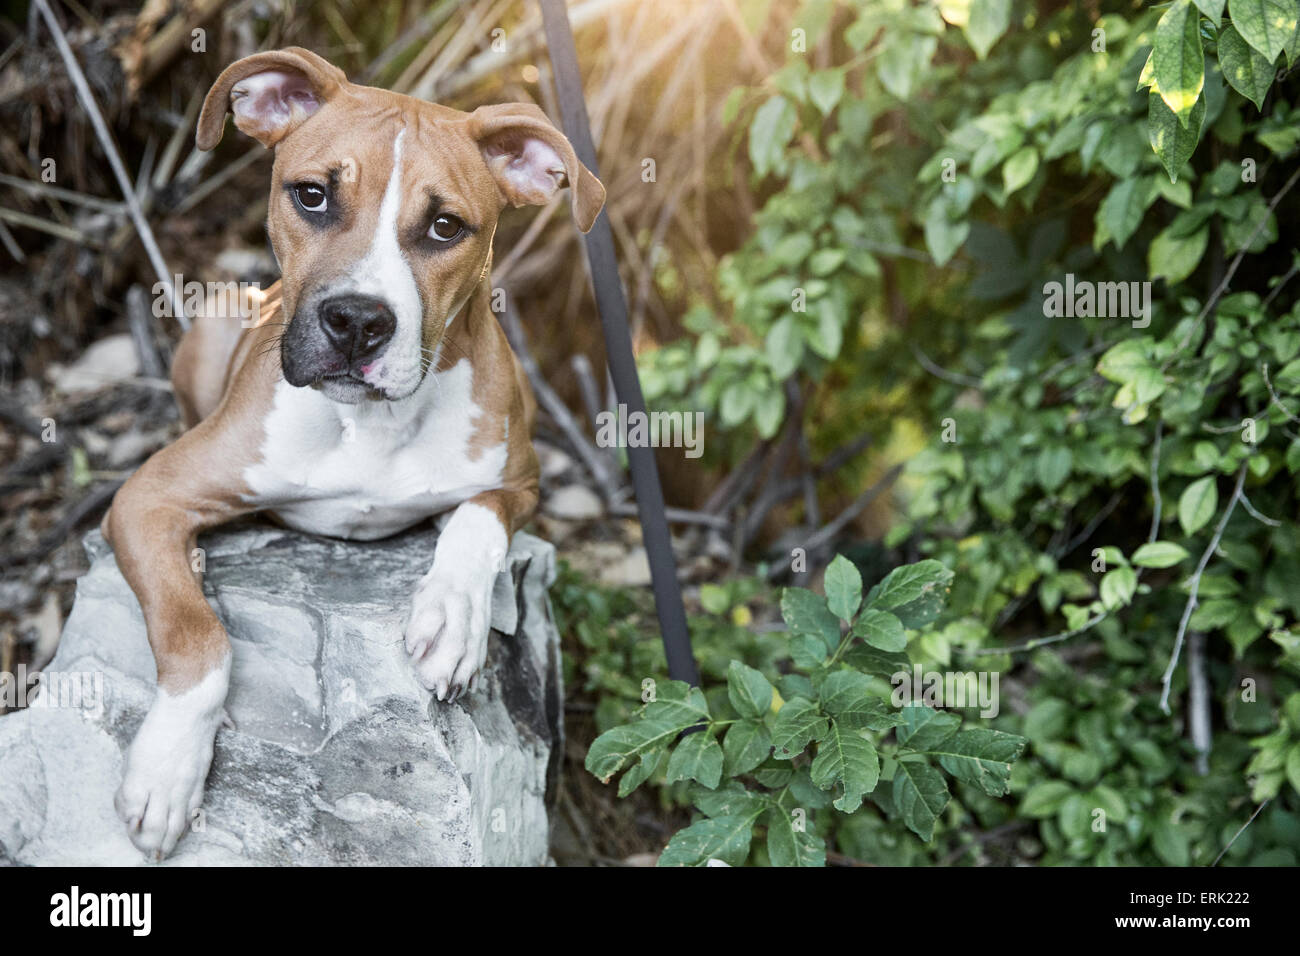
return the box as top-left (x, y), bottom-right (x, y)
top-left (104, 49), bottom-right (601, 694)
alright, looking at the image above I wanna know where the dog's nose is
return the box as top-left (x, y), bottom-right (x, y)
top-left (318, 294), bottom-right (397, 361)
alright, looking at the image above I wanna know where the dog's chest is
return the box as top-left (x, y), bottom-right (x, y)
top-left (243, 361), bottom-right (507, 540)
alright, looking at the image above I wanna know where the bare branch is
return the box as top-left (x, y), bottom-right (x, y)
top-left (1160, 464), bottom-right (1248, 714)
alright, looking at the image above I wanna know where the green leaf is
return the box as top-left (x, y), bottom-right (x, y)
top-left (1148, 89), bottom-right (1206, 182)
top-left (1021, 780), bottom-right (1074, 817)
top-left (692, 780), bottom-right (766, 819)
top-left (893, 760), bottom-right (950, 841)
top-left (808, 69), bottom-right (845, 115)
top-left (587, 718), bottom-right (687, 783)
top-left (753, 387), bottom-right (786, 439)
top-left (924, 196), bottom-right (969, 266)
top-left (842, 643), bottom-right (912, 680)
top-left (896, 704), bottom-right (960, 751)
top-left (1148, 222), bottom-right (1209, 283)
top-left (1179, 475), bottom-right (1219, 535)
top-left (1100, 565), bottom-right (1139, 610)
top-left (1002, 146), bottom-right (1039, 194)
top-left (810, 721), bottom-right (880, 812)
top-left (820, 670), bottom-right (905, 731)
top-left (853, 608), bottom-right (908, 651)
top-left (1195, 0), bottom-right (1226, 18)
top-left (1228, 0), bottom-right (1297, 62)
top-left (1219, 23), bottom-right (1277, 108)
top-left (617, 752), bottom-right (661, 797)
top-left (1023, 699), bottom-right (1071, 740)
top-left (1153, 0), bottom-right (1206, 126)
top-left (877, 32), bottom-right (937, 100)
top-left (727, 661), bottom-right (775, 718)
top-left (1036, 446), bottom-right (1073, 492)
top-left (1286, 742), bottom-right (1300, 794)
top-left (1090, 785), bottom-right (1129, 822)
top-left (1098, 176), bottom-right (1155, 250)
top-left (723, 719), bottom-right (773, 776)
top-left (765, 807), bottom-right (826, 867)
top-left (771, 697), bottom-right (829, 760)
top-left (1131, 541), bottom-right (1191, 567)
top-left (965, 0), bottom-right (1012, 59)
top-left (824, 554), bottom-right (863, 621)
top-left (808, 296), bottom-right (845, 360)
top-left (927, 728), bottom-right (1027, 796)
top-left (781, 587), bottom-right (842, 653)
top-left (940, 0), bottom-right (1012, 59)
top-left (665, 730), bottom-right (724, 788)
top-left (644, 681), bottom-right (711, 727)
top-left (1151, 818), bottom-right (1191, 865)
top-left (866, 560), bottom-right (955, 627)
top-left (657, 811), bottom-right (761, 866)
top-left (748, 96), bottom-right (798, 177)
top-left (766, 315), bottom-right (804, 380)
top-left (1190, 597), bottom-right (1245, 629)
top-left (790, 633), bottom-right (830, 668)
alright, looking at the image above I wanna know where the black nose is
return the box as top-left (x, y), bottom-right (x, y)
top-left (318, 294), bottom-right (397, 362)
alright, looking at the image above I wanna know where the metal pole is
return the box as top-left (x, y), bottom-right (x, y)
top-left (537, 0), bottom-right (700, 685)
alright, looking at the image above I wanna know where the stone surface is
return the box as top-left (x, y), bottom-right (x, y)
top-left (48, 333), bottom-right (140, 394)
top-left (542, 483), bottom-right (603, 520)
top-left (0, 522), bottom-right (563, 866)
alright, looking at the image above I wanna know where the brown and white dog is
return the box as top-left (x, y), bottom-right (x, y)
top-left (100, 47), bottom-right (604, 859)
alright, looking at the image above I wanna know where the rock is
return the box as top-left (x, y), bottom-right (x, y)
top-left (48, 334), bottom-right (141, 394)
top-left (599, 546), bottom-right (652, 588)
top-left (0, 522), bottom-right (563, 866)
top-left (105, 426), bottom-right (171, 469)
top-left (534, 441), bottom-right (574, 481)
top-left (542, 483), bottom-right (603, 520)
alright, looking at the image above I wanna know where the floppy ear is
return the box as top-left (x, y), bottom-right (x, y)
top-left (469, 103), bottom-right (606, 233)
top-left (196, 47), bottom-right (347, 150)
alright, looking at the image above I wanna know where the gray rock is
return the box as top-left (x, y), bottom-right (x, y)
top-left (542, 483), bottom-right (603, 520)
top-left (0, 522), bottom-right (563, 866)
top-left (48, 333), bottom-right (140, 394)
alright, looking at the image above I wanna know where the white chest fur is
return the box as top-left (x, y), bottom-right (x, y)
top-left (243, 359), bottom-right (507, 540)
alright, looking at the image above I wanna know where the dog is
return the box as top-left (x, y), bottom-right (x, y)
top-left (100, 47), bottom-right (604, 859)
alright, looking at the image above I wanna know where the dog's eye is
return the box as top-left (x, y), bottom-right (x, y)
top-left (428, 214), bottom-right (463, 242)
top-left (293, 183), bottom-right (328, 213)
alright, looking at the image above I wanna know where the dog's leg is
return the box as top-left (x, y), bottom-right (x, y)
top-left (102, 422), bottom-right (253, 858)
top-left (171, 312), bottom-right (245, 429)
top-left (405, 485), bottom-right (538, 700)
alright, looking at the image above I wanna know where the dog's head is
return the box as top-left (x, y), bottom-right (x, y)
top-left (197, 47), bottom-right (604, 403)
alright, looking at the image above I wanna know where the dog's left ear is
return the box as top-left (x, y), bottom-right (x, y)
top-left (470, 103), bottom-right (606, 233)
top-left (197, 47), bottom-right (347, 150)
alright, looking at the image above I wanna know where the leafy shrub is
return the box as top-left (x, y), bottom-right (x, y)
top-left (596, 0), bottom-right (1300, 863)
top-left (585, 556), bottom-right (1026, 865)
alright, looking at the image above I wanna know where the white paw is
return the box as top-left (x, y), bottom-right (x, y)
top-left (115, 661), bottom-right (229, 861)
top-left (405, 503), bottom-right (506, 701)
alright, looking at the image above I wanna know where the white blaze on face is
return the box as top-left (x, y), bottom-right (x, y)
top-left (345, 127), bottom-right (424, 397)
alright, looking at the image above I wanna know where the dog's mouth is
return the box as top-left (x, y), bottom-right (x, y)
top-left (315, 371), bottom-right (389, 400)
top-left (320, 370), bottom-right (367, 385)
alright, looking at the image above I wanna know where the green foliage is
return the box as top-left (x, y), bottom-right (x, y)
top-left (585, 556), bottom-right (1026, 865)
top-left (613, 0), bottom-right (1300, 863)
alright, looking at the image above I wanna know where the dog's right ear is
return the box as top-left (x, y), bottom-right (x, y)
top-left (197, 48), bottom-right (347, 151)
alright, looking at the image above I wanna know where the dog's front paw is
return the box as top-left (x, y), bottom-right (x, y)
top-left (405, 504), bottom-right (507, 701)
top-left (115, 663), bottom-right (229, 861)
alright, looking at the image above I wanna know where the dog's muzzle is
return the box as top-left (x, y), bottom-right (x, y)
top-left (281, 292), bottom-right (398, 398)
